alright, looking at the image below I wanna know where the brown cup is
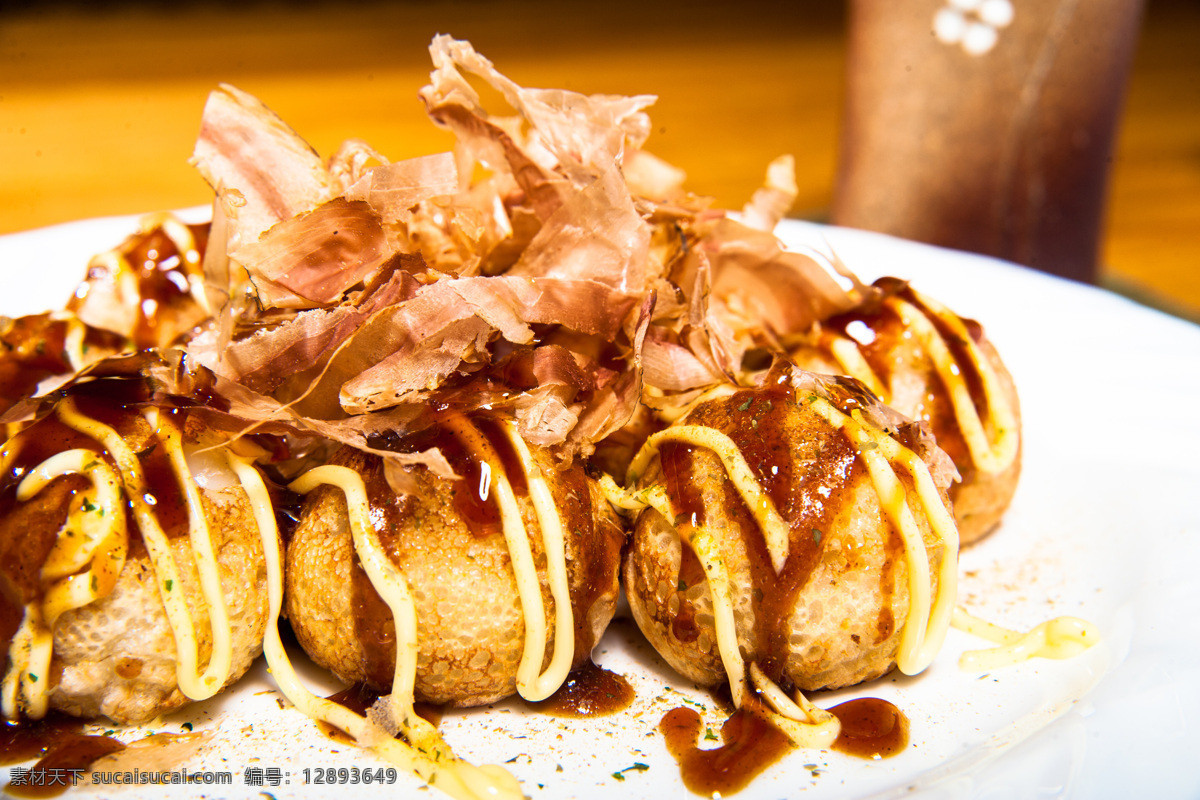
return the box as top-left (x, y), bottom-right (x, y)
top-left (833, 0), bottom-right (1145, 282)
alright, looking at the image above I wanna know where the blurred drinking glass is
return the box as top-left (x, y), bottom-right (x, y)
top-left (833, 0), bottom-right (1145, 283)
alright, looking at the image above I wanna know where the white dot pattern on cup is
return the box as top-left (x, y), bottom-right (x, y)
top-left (933, 0), bottom-right (1014, 55)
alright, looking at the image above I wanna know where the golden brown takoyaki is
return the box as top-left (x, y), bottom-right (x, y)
top-left (789, 278), bottom-right (1020, 544)
top-left (621, 364), bottom-right (959, 704)
top-left (1, 382), bottom-right (276, 724)
top-left (285, 413), bottom-right (625, 707)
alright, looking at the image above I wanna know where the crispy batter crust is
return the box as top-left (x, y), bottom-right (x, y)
top-left (623, 388), bottom-right (949, 692)
top-left (285, 445), bottom-right (624, 707)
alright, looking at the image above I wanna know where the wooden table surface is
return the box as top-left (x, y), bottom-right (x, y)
top-left (2, 0), bottom-right (1198, 320)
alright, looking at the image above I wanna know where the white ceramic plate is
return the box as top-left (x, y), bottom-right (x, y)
top-left (2, 214), bottom-right (1198, 800)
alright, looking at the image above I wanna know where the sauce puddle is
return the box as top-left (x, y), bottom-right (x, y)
top-left (659, 706), bottom-right (791, 796)
top-left (1, 714), bottom-right (125, 798)
top-left (659, 695), bottom-right (909, 795)
top-left (525, 660), bottom-right (634, 717)
top-left (829, 697), bottom-right (909, 759)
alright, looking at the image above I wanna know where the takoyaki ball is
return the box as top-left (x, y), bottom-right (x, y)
top-left (623, 369), bottom-right (956, 692)
top-left (65, 214), bottom-right (211, 351)
top-left (1, 395), bottom-right (272, 724)
top-left (285, 422), bottom-right (625, 707)
top-left (789, 278), bottom-right (1021, 544)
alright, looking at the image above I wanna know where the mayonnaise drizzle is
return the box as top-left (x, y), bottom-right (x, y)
top-left (627, 425), bottom-right (791, 575)
top-left (282, 463), bottom-right (522, 800)
top-left (2, 399), bottom-right (236, 720)
top-left (60, 315), bottom-right (90, 373)
top-left (499, 423), bottom-right (575, 700)
top-left (442, 415), bottom-right (575, 702)
top-left (2, 445), bottom-right (127, 721)
top-left (55, 398), bottom-right (233, 700)
top-left (951, 606), bottom-right (1098, 671)
top-left (1, 605), bottom-right (52, 721)
top-left (823, 332), bottom-right (887, 399)
top-left (614, 384), bottom-right (960, 747)
top-left (18, 449), bottom-right (127, 626)
top-left (148, 408), bottom-right (234, 694)
top-left (819, 291), bottom-right (1018, 476)
top-left (806, 397), bottom-right (959, 675)
top-left (891, 293), bottom-right (1018, 475)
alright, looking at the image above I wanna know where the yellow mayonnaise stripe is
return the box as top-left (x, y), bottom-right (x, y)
top-left (642, 474), bottom-right (837, 747)
top-left (23, 613), bottom-right (53, 720)
top-left (56, 398), bottom-right (229, 701)
top-left (18, 449), bottom-right (122, 581)
top-left (16, 449), bottom-right (128, 627)
top-left (277, 461), bottom-right (521, 800)
top-left (807, 398), bottom-right (959, 675)
top-left (0, 617), bottom-right (24, 718)
top-left (952, 607), bottom-right (1098, 671)
top-left (289, 466), bottom-right (427, 741)
top-left (826, 333), bottom-right (887, 399)
top-left (598, 473), bottom-right (651, 512)
top-left (145, 211), bottom-right (197, 259)
top-left (844, 412), bottom-right (961, 665)
top-left (598, 473), bottom-right (675, 523)
top-left (855, 444), bottom-right (933, 673)
top-left (2, 449), bottom-right (127, 720)
top-left (654, 383), bottom-right (739, 425)
top-left (153, 412), bottom-right (234, 693)
top-left (63, 316), bottom-right (88, 372)
top-left (747, 663), bottom-right (839, 749)
top-left (687, 518), bottom-right (841, 748)
top-left (87, 249), bottom-right (142, 329)
top-left (684, 523), bottom-right (748, 709)
top-left (891, 294), bottom-right (1018, 475)
top-left (1, 605), bottom-right (53, 721)
top-left (442, 416), bottom-right (559, 703)
top-left (634, 426), bottom-right (791, 575)
top-left (501, 423), bottom-right (575, 699)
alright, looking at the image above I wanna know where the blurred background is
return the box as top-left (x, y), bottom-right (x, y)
top-left (1, 0), bottom-right (1197, 319)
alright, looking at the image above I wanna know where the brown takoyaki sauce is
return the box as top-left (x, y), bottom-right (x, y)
top-left (67, 223), bottom-right (209, 351)
top-left (473, 416), bottom-right (529, 499)
top-left (829, 697), bottom-right (909, 759)
top-left (0, 713), bottom-right (89, 766)
top-left (0, 398), bottom-right (198, 659)
top-left (131, 416), bottom-right (192, 542)
top-left (660, 442), bottom-right (704, 527)
top-left (341, 413), bottom-right (623, 685)
top-left (661, 442), bottom-right (705, 643)
top-left (659, 694), bottom-right (909, 796)
top-left (670, 541), bottom-right (707, 644)
top-left (678, 367), bottom-right (866, 682)
top-left (559, 465), bottom-right (623, 660)
top-left (659, 704), bottom-right (791, 796)
top-left (1, 714), bottom-right (125, 797)
top-left (443, 425), bottom-right (506, 539)
top-left (0, 315), bottom-right (125, 414)
top-left (367, 418), bottom-right (518, 541)
top-left (525, 660), bottom-right (633, 717)
top-left (821, 278), bottom-right (988, 469)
